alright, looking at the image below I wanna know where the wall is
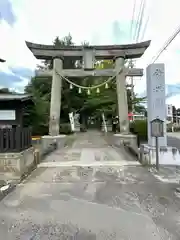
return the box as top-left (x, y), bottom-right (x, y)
top-left (0, 135), bottom-right (67, 182)
top-left (0, 147), bottom-right (35, 181)
top-left (40, 135), bottom-right (67, 157)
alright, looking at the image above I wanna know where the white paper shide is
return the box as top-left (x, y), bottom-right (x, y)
top-left (69, 112), bottom-right (75, 132)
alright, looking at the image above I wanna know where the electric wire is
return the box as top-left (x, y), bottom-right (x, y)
top-left (150, 24), bottom-right (180, 64)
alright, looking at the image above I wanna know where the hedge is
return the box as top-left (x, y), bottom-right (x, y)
top-left (130, 120), bottom-right (148, 145)
top-left (167, 123), bottom-right (180, 132)
top-left (60, 123), bottom-right (73, 135)
top-left (130, 120), bottom-right (180, 146)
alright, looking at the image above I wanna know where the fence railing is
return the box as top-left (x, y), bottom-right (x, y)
top-left (0, 127), bottom-right (32, 153)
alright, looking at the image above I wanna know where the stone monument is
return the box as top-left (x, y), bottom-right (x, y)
top-left (147, 63), bottom-right (167, 147)
top-left (140, 63), bottom-right (180, 166)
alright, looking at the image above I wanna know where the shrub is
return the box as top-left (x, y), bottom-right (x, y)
top-left (60, 123), bottom-right (73, 135)
top-left (167, 123), bottom-right (173, 132)
top-left (167, 123), bottom-right (180, 132)
top-left (130, 120), bottom-right (148, 144)
top-left (174, 126), bottom-right (180, 132)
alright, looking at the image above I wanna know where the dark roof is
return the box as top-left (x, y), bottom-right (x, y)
top-left (0, 94), bottom-right (32, 101)
top-left (26, 40), bottom-right (151, 51)
top-left (0, 58), bottom-right (5, 62)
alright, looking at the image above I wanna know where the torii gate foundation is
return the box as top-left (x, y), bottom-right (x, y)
top-left (26, 40), bottom-right (150, 147)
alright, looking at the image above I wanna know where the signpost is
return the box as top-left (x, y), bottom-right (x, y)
top-left (150, 118), bottom-right (164, 170)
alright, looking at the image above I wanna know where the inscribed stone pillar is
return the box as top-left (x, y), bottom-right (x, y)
top-left (49, 58), bottom-right (62, 136)
top-left (146, 63), bottom-right (167, 147)
top-left (115, 57), bottom-right (129, 134)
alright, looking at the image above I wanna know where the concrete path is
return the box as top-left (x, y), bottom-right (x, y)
top-left (40, 132), bottom-right (139, 167)
top-left (168, 132), bottom-right (180, 150)
top-left (0, 131), bottom-right (180, 239)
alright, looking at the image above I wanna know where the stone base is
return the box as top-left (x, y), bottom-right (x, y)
top-left (113, 133), bottom-right (138, 154)
top-left (0, 147), bottom-right (35, 181)
top-left (139, 144), bottom-right (180, 165)
top-left (41, 135), bottom-right (67, 155)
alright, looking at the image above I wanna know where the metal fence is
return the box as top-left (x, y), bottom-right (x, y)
top-left (0, 127), bottom-right (32, 153)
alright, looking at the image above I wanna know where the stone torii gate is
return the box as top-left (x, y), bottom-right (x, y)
top-left (26, 40), bottom-right (150, 138)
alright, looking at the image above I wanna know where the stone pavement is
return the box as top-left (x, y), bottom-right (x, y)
top-left (40, 131), bottom-right (139, 167)
top-left (0, 131), bottom-right (180, 239)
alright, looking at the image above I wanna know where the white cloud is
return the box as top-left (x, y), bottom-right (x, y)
top-left (1, 0), bottom-right (180, 104)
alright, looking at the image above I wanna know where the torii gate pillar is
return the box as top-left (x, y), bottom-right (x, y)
top-left (115, 57), bottom-right (129, 134)
top-left (114, 57), bottom-right (137, 150)
top-left (49, 58), bottom-right (62, 136)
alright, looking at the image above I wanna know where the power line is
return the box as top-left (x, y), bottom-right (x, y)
top-left (130, 0), bottom-right (137, 41)
top-left (140, 15), bottom-right (149, 41)
top-left (135, 0), bottom-right (146, 42)
top-left (133, 0), bottom-right (145, 41)
top-left (129, 0), bottom-right (147, 115)
top-left (150, 24), bottom-right (180, 64)
top-left (139, 25), bottom-right (180, 100)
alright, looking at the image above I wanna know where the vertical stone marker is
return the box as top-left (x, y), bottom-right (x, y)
top-left (146, 63), bottom-right (167, 147)
top-left (139, 63), bottom-right (180, 165)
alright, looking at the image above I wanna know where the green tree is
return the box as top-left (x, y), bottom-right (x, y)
top-left (80, 59), bottom-right (146, 121)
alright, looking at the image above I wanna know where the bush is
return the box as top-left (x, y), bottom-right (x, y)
top-left (130, 120), bottom-right (147, 145)
top-left (167, 123), bottom-right (173, 132)
top-left (167, 123), bottom-right (180, 132)
top-left (60, 123), bottom-right (73, 135)
top-left (174, 126), bottom-right (180, 132)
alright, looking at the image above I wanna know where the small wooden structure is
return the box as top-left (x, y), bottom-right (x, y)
top-left (0, 94), bottom-right (33, 152)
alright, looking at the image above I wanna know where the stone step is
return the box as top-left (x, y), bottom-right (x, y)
top-left (38, 161), bottom-right (140, 168)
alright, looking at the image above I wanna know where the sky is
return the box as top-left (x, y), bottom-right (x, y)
top-left (1, 0), bottom-right (180, 106)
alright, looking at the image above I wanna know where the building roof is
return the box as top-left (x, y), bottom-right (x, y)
top-left (0, 94), bottom-right (32, 101)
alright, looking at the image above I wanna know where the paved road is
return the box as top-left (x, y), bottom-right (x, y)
top-left (168, 133), bottom-right (180, 149)
top-left (0, 132), bottom-right (180, 239)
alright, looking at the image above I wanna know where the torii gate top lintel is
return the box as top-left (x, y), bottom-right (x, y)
top-left (25, 40), bottom-right (151, 60)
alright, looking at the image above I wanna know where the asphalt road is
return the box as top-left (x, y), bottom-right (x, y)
top-left (167, 136), bottom-right (180, 149)
top-left (1, 165), bottom-right (180, 239)
top-left (0, 132), bottom-right (180, 239)
top-left (142, 136), bottom-right (180, 150)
